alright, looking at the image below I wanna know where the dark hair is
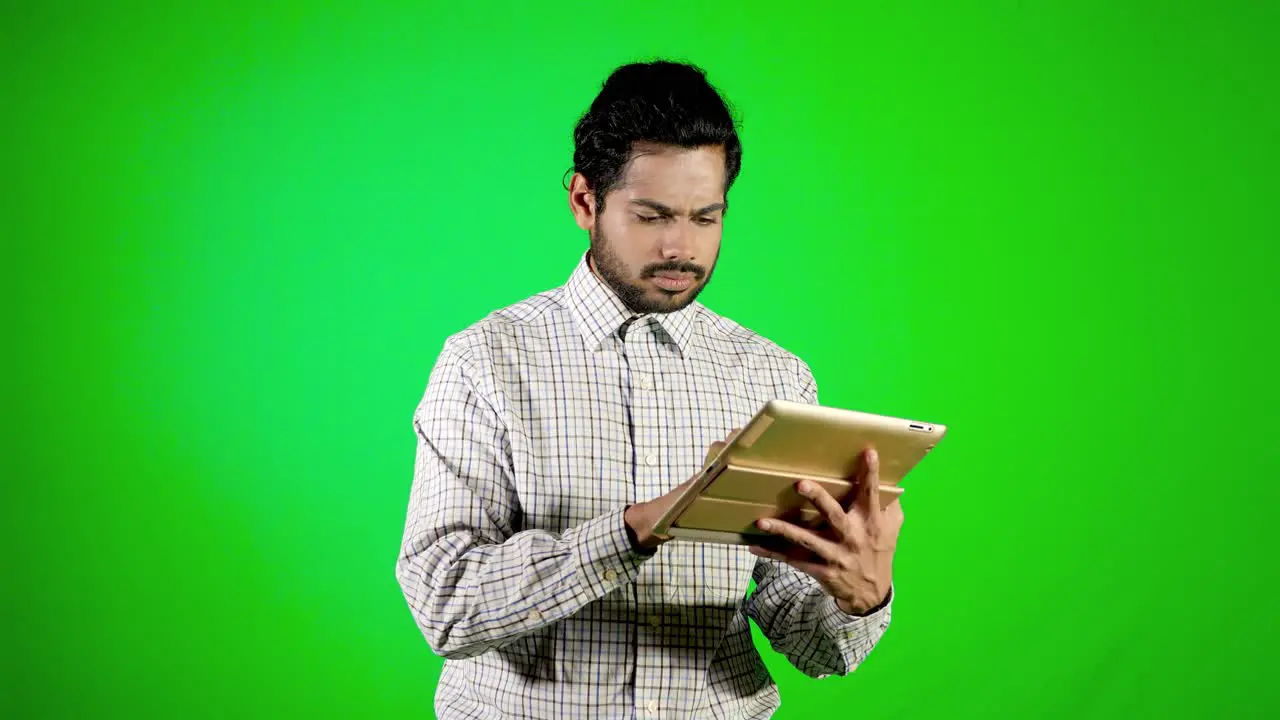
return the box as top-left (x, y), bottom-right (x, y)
top-left (567, 60), bottom-right (742, 211)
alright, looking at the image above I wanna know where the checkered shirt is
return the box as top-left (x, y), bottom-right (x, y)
top-left (396, 252), bottom-right (892, 719)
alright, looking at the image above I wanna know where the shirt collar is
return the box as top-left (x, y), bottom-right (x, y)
top-left (564, 251), bottom-right (698, 356)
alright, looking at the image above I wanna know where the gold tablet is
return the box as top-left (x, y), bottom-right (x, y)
top-left (650, 399), bottom-right (948, 545)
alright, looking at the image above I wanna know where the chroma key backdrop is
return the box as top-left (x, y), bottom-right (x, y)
top-left (7, 1), bottom-right (1277, 718)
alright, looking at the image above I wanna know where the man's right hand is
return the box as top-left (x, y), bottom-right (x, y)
top-left (623, 428), bottom-right (740, 550)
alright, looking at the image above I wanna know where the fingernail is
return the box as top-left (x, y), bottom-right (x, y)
top-left (798, 482), bottom-right (812, 495)
top-left (758, 520), bottom-right (773, 531)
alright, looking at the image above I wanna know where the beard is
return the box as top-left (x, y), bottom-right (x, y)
top-left (588, 223), bottom-right (716, 315)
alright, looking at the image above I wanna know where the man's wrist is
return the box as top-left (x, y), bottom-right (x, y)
top-left (624, 505), bottom-right (644, 549)
top-left (623, 504), bottom-right (657, 554)
top-left (837, 587), bottom-right (892, 616)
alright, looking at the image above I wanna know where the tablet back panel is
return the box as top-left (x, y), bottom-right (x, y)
top-left (654, 399), bottom-right (945, 543)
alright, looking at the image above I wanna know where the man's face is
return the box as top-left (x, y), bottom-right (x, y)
top-left (587, 144), bottom-right (726, 314)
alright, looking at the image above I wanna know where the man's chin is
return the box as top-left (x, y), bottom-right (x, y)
top-left (644, 286), bottom-right (701, 312)
top-left (606, 271), bottom-right (706, 315)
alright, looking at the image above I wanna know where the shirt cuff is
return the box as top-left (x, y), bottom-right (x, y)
top-left (820, 586), bottom-right (892, 638)
top-left (573, 507), bottom-right (654, 600)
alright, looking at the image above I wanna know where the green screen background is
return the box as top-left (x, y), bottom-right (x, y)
top-left (7, 1), bottom-right (1278, 717)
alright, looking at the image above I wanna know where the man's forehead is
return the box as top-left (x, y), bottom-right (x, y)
top-left (617, 147), bottom-right (726, 205)
top-left (625, 144), bottom-right (725, 173)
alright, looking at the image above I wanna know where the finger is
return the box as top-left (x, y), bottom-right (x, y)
top-left (703, 441), bottom-right (725, 466)
top-left (796, 480), bottom-right (847, 536)
top-left (882, 494), bottom-right (905, 534)
top-left (756, 518), bottom-right (843, 563)
top-left (857, 448), bottom-right (882, 532)
top-left (749, 546), bottom-right (833, 578)
top-left (704, 428), bottom-right (740, 466)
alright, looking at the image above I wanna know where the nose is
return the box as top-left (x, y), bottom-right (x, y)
top-left (659, 224), bottom-right (694, 262)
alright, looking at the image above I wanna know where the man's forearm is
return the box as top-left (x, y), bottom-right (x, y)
top-left (396, 507), bottom-right (651, 660)
top-left (746, 560), bottom-right (893, 678)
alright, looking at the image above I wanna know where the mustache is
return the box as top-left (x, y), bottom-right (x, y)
top-left (642, 262), bottom-right (705, 280)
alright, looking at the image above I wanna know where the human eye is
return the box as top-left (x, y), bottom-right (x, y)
top-left (636, 214), bottom-right (666, 224)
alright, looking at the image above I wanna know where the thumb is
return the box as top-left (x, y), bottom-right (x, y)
top-left (704, 428), bottom-right (739, 466)
top-left (703, 441), bottom-right (725, 467)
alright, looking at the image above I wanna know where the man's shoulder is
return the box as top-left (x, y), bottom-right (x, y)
top-left (439, 285), bottom-right (570, 360)
top-left (689, 304), bottom-right (818, 399)
top-left (689, 303), bottom-right (808, 366)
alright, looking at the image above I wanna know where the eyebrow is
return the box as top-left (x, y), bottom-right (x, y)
top-left (630, 199), bottom-right (727, 217)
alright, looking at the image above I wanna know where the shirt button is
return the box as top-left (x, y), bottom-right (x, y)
top-left (603, 569), bottom-right (617, 582)
top-left (638, 374), bottom-right (653, 390)
top-left (528, 609), bottom-right (542, 623)
top-left (647, 700), bottom-right (659, 714)
top-left (645, 454), bottom-right (658, 466)
top-left (648, 614), bottom-right (662, 627)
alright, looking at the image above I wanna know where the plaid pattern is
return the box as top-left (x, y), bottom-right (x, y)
top-left (396, 252), bottom-right (892, 719)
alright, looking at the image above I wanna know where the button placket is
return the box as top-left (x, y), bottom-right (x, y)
top-left (630, 320), bottom-right (675, 719)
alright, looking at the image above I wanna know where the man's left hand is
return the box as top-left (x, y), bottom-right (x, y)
top-left (748, 448), bottom-right (902, 615)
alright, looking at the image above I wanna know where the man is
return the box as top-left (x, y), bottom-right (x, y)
top-left (396, 60), bottom-right (902, 719)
